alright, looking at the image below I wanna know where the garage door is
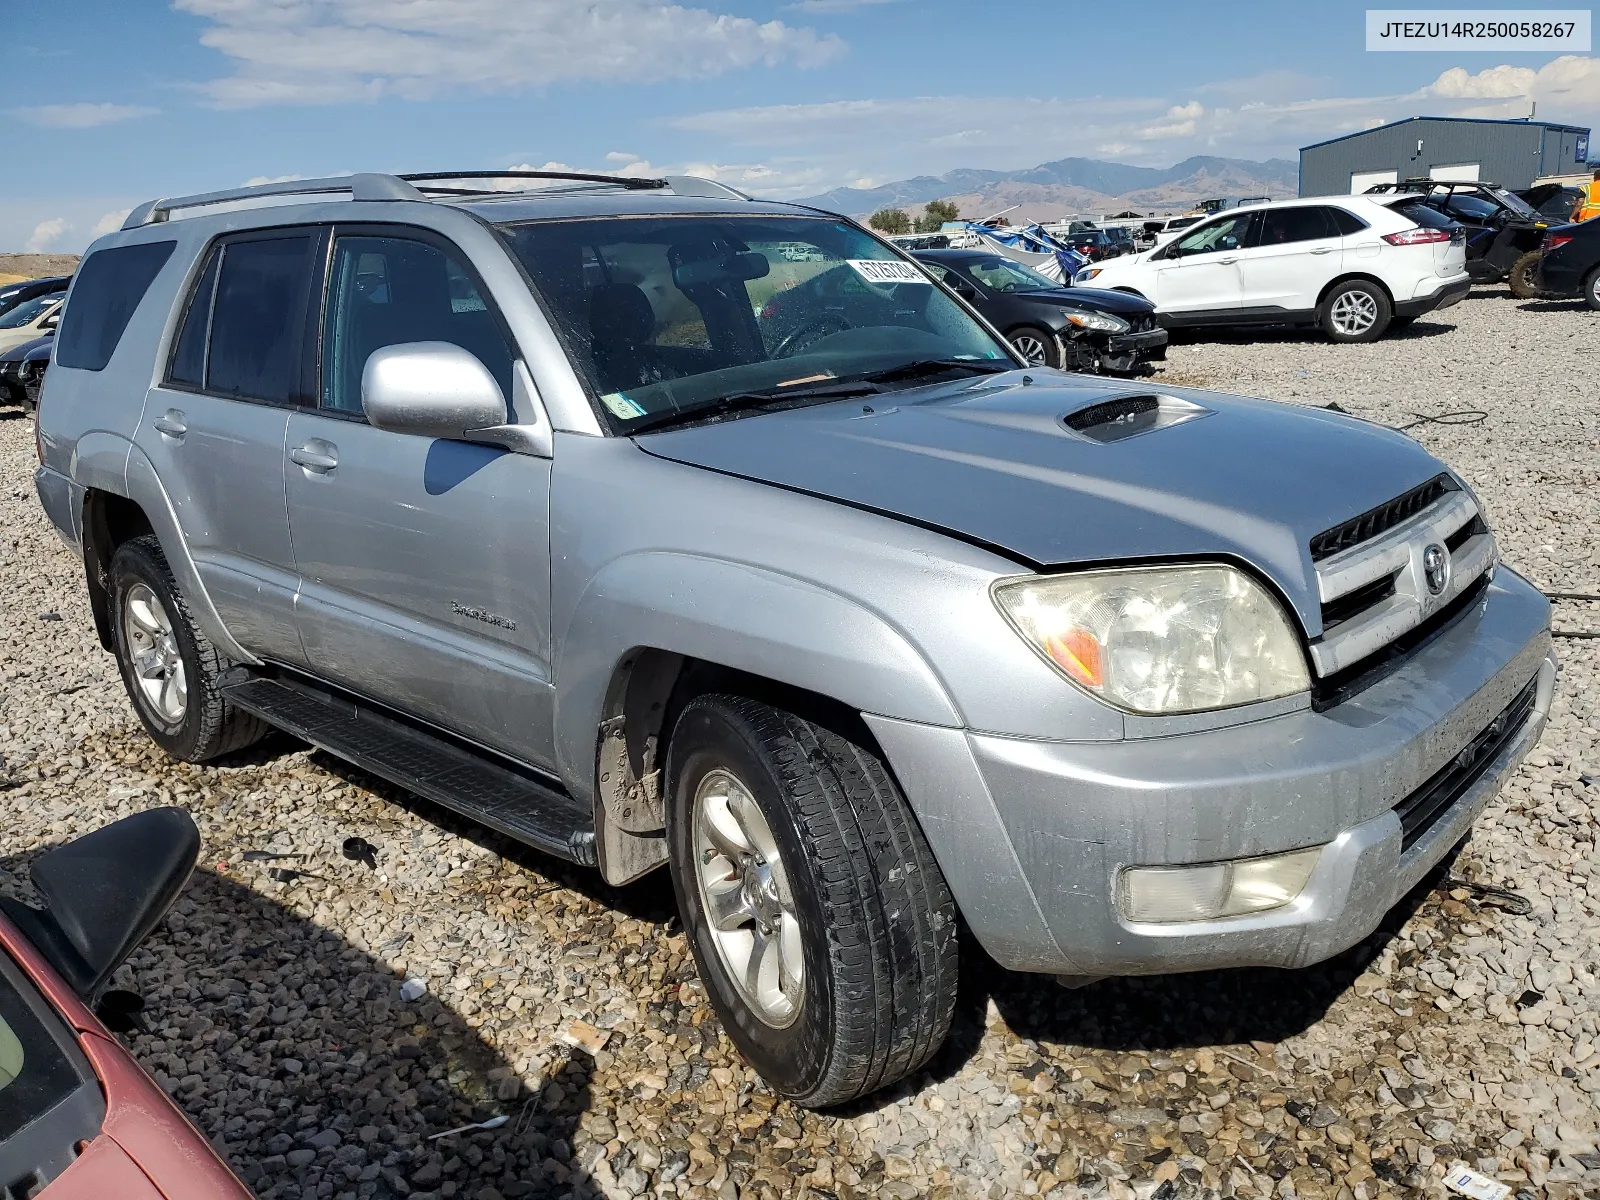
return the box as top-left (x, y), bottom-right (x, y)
top-left (1429, 163), bottom-right (1481, 182)
top-left (1350, 169), bottom-right (1397, 193)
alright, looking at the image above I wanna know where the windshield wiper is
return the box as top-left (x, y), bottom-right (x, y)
top-left (851, 358), bottom-right (1015, 386)
top-left (625, 379), bottom-right (881, 435)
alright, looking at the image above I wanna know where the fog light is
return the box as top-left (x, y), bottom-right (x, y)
top-left (1120, 847), bottom-right (1322, 925)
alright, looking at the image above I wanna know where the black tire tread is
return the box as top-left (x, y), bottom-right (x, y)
top-left (112, 535), bottom-right (268, 762)
top-left (695, 695), bottom-right (957, 1106)
top-left (1506, 249), bottom-right (1543, 300)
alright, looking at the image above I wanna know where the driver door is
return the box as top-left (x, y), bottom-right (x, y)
top-left (1152, 211), bottom-right (1258, 315)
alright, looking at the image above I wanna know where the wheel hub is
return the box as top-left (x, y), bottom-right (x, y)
top-left (122, 583), bottom-right (187, 724)
top-left (691, 768), bottom-right (803, 1027)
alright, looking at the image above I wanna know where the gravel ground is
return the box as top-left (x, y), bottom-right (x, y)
top-left (1, 289), bottom-right (1597, 1200)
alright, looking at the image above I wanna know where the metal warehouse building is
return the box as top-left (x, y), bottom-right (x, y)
top-left (1299, 116), bottom-right (1592, 196)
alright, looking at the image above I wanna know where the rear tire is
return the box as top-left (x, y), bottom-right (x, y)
top-left (109, 535), bottom-right (267, 763)
top-left (1585, 267), bottom-right (1600, 312)
top-left (1007, 325), bottom-right (1062, 369)
top-left (1320, 279), bottom-right (1391, 343)
top-left (1506, 250), bottom-right (1543, 299)
top-left (666, 695), bottom-right (958, 1108)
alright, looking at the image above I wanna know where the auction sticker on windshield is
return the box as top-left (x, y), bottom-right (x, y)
top-left (848, 260), bottom-right (931, 285)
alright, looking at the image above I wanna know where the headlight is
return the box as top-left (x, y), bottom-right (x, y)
top-left (1062, 309), bottom-right (1129, 334)
top-left (992, 564), bottom-right (1309, 714)
top-left (1074, 267), bottom-right (1102, 283)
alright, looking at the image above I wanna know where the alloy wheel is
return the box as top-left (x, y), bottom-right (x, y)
top-left (691, 767), bottom-right (803, 1028)
top-left (122, 583), bottom-right (187, 724)
top-left (1329, 290), bottom-right (1379, 336)
top-left (1010, 334), bottom-right (1050, 366)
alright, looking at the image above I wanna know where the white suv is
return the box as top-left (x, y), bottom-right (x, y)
top-left (1074, 196), bottom-right (1468, 342)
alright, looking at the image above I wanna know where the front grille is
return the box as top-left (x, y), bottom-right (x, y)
top-left (1308, 480), bottom-right (1494, 682)
top-left (1309, 474), bottom-right (1457, 561)
top-left (1320, 572), bottom-right (1397, 630)
top-left (1394, 674), bottom-right (1539, 851)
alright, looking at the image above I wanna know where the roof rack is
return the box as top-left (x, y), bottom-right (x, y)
top-left (122, 173), bottom-right (426, 229)
top-left (121, 169), bottom-right (754, 231)
top-left (399, 169), bottom-right (667, 192)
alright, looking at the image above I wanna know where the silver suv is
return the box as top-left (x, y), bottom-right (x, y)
top-left (34, 171), bottom-right (1553, 1107)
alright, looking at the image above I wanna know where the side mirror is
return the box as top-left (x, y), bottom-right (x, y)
top-left (949, 277), bottom-right (978, 299)
top-left (362, 341), bottom-right (509, 441)
top-left (0, 808), bottom-right (199, 999)
top-left (40, 313), bottom-right (59, 330)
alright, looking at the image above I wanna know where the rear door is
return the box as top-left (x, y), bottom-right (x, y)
top-left (1238, 206), bottom-right (1341, 313)
top-left (284, 227), bottom-right (558, 768)
top-left (1151, 210), bottom-right (1257, 315)
top-left (134, 229), bottom-right (320, 666)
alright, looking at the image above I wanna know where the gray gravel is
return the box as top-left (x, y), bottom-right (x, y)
top-left (1, 289), bottom-right (1597, 1200)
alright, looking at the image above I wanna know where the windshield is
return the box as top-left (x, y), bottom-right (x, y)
top-left (499, 214), bottom-right (1014, 431)
top-left (957, 257), bottom-right (1059, 293)
top-left (1487, 187), bottom-right (1540, 219)
top-left (0, 297), bottom-right (57, 330)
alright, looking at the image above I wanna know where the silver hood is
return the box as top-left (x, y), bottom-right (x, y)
top-left (635, 373), bottom-right (1448, 634)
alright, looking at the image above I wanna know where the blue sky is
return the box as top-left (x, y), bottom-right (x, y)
top-left (4, 0), bottom-right (1596, 251)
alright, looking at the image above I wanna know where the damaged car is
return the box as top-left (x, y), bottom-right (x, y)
top-left (36, 171), bottom-right (1553, 1109)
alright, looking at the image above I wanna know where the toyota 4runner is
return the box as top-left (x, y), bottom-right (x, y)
top-left (34, 171), bottom-right (1553, 1107)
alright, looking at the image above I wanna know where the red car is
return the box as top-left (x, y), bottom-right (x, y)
top-left (0, 809), bottom-right (253, 1198)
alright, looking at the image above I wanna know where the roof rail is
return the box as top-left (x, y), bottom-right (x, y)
top-left (123, 173), bottom-right (425, 230)
top-left (662, 176), bottom-right (751, 200)
top-left (399, 170), bottom-right (668, 192)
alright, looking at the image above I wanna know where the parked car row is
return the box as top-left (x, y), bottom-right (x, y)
top-left (0, 274), bottom-right (68, 412)
top-left (1067, 190), bottom-right (1599, 342)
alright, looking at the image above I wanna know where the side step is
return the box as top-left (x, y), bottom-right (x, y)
top-left (223, 675), bottom-right (597, 866)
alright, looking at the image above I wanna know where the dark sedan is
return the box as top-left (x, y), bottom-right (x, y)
top-left (913, 248), bottom-right (1167, 374)
top-left (1534, 218), bottom-right (1600, 309)
top-left (1, 331), bottom-right (52, 411)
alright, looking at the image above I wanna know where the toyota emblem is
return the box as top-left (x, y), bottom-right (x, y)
top-left (1422, 543), bottom-right (1450, 596)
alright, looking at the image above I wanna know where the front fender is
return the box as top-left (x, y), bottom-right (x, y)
top-left (553, 552), bottom-right (962, 803)
top-left (124, 444), bottom-right (257, 665)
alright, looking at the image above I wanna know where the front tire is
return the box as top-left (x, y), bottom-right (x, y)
top-left (1320, 279), bottom-right (1391, 343)
top-left (109, 535), bottom-right (266, 763)
top-left (1007, 325), bottom-right (1062, 369)
top-left (666, 695), bottom-right (958, 1108)
top-left (1506, 250), bottom-right (1543, 299)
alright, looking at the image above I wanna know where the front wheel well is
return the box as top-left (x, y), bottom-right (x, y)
top-left (591, 650), bottom-right (882, 885)
top-left (81, 490), bottom-right (155, 651)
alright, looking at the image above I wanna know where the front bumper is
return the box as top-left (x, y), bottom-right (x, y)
top-left (1394, 276), bottom-right (1471, 318)
top-left (868, 568), bottom-right (1552, 976)
top-left (1104, 326), bottom-right (1168, 363)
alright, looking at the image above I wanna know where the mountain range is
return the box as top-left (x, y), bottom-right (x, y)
top-left (793, 155), bottom-right (1301, 220)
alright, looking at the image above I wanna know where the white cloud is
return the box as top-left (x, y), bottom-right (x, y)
top-left (24, 218), bottom-right (69, 253)
top-left (665, 56), bottom-right (1600, 198)
top-left (91, 209), bottom-right (133, 237)
top-left (175, 0), bottom-right (845, 107)
top-left (788, 0), bottom-right (899, 11)
top-left (12, 103), bottom-right (157, 129)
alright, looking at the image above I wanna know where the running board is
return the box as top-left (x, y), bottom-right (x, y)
top-left (222, 676), bottom-right (597, 866)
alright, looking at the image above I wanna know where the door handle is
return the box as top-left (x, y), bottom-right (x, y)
top-left (1218, 257), bottom-right (1238, 264)
top-left (153, 410), bottom-right (187, 439)
top-left (290, 442), bottom-right (339, 474)
top-left (1310, 247), bottom-right (1335, 255)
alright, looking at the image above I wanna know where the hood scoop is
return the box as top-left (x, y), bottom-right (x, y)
top-left (1062, 393), bottom-right (1210, 444)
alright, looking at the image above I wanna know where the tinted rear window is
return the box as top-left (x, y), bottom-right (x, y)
top-left (206, 236), bottom-right (314, 404)
top-left (55, 242), bottom-right (175, 371)
top-left (1390, 201), bottom-right (1455, 231)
